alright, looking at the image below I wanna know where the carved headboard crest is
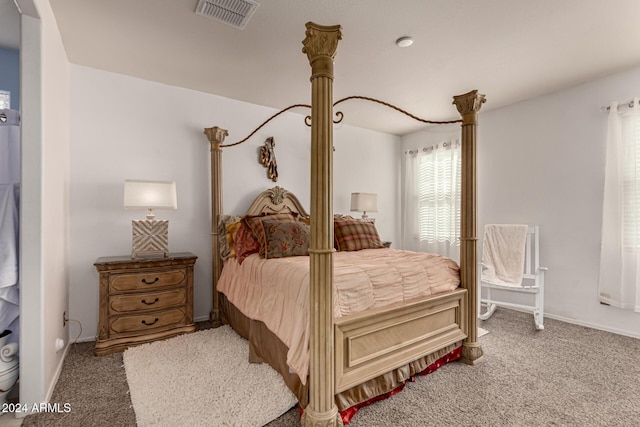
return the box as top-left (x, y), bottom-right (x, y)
top-left (245, 186), bottom-right (309, 217)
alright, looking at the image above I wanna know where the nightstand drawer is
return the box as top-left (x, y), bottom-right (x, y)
top-left (109, 269), bottom-right (186, 293)
top-left (109, 288), bottom-right (186, 314)
top-left (110, 308), bottom-right (186, 334)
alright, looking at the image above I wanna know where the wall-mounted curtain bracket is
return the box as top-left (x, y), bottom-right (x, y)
top-left (600, 99), bottom-right (636, 112)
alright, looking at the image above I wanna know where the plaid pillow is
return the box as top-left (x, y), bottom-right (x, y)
top-left (334, 219), bottom-right (385, 251)
top-left (333, 214), bottom-right (357, 249)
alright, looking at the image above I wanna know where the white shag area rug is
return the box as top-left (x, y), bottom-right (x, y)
top-left (123, 326), bottom-right (297, 427)
top-left (478, 327), bottom-right (489, 337)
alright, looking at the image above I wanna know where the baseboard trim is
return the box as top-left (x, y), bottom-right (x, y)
top-left (15, 341), bottom-right (72, 419)
top-left (46, 342), bottom-right (71, 402)
top-left (543, 312), bottom-right (640, 340)
top-left (486, 306), bottom-right (640, 339)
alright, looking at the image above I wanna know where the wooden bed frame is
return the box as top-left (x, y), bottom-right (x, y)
top-left (203, 22), bottom-right (485, 427)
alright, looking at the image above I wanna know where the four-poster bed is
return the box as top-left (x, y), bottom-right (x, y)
top-left (203, 23), bottom-right (485, 426)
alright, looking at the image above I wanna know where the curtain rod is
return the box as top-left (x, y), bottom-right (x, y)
top-left (600, 99), bottom-right (635, 112)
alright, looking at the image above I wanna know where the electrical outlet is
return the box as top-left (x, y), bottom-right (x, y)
top-left (63, 310), bottom-right (67, 327)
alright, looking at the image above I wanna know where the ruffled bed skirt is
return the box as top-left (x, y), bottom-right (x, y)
top-left (220, 294), bottom-right (462, 424)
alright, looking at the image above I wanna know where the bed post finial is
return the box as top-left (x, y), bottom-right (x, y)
top-left (302, 22), bottom-right (344, 427)
top-left (204, 126), bottom-right (228, 327)
top-left (453, 90), bottom-right (485, 365)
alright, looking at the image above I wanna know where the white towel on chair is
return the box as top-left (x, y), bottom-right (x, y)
top-left (481, 224), bottom-right (528, 286)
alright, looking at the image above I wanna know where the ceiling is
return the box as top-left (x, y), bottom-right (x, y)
top-left (10, 1), bottom-right (640, 135)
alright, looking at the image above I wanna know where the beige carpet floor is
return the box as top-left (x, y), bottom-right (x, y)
top-left (21, 309), bottom-right (640, 426)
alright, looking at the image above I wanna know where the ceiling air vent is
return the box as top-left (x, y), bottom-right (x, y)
top-left (195, 0), bottom-right (260, 30)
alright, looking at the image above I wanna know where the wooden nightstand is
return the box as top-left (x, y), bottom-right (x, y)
top-left (94, 252), bottom-right (197, 356)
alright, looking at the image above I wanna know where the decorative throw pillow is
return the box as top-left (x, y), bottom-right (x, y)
top-left (333, 214), bottom-right (357, 249)
top-left (225, 221), bottom-right (242, 258)
top-left (242, 212), bottom-right (300, 257)
top-left (334, 219), bottom-right (385, 251)
top-left (261, 220), bottom-right (311, 259)
top-left (233, 223), bottom-right (260, 264)
top-left (218, 215), bottom-right (242, 260)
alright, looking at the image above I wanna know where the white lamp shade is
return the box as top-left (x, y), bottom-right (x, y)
top-left (350, 193), bottom-right (377, 213)
top-left (124, 180), bottom-right (177, 210)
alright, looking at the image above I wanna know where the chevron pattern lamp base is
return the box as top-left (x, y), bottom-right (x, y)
top-left (131, 219), bottom-right (169, 259)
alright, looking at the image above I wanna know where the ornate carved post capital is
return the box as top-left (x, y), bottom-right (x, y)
top-left (204, 126), bottom-right (229, 148)
top-left (453, 90), bottom-right (486, 124)
top-left (302, 22), bottom-right (343, 80)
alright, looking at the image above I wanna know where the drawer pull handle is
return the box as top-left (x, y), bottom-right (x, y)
top-left (141, 297), bottom-right (159, 305)
top-left (141, 277), bottom-right (159, 285)
top-left (141, 318), bottom-right (159, 326)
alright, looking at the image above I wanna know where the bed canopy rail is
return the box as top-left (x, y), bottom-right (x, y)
top-left (203, 22), bottom-right (485, 427)
top-left (217, 96), bottom-right (463, 149)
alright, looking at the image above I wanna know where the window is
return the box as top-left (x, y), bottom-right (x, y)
top-left (403, 139), bottom-right (461, 260)
top-left (599, 97), bottom-right (640, 311)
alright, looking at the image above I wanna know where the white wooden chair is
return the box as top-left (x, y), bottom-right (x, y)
top-left (478, 225), bottom-right (548, 330)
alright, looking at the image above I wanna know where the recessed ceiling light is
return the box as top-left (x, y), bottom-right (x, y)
top-left (395, 36), bottom-right (414, 48)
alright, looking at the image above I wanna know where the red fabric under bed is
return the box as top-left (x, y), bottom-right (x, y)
top-left (339, 346), bottom-right (463, 424)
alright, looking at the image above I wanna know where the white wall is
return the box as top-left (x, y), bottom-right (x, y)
top-left (18, 0), bottom-right (70, 410)
top-left (476, 66), bottom-right (640, 338)
top-left (69, 65), bottom-right (400, 341)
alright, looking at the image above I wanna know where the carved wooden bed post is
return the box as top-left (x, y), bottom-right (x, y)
top-left (453, 90), bottom-right (486, 365)
top-left (204, 126), bottom-right (228, 326)
top-left (302, 22), bottom-right (343, 427)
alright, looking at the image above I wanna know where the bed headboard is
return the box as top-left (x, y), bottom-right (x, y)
top-left (245, 186), bottom-right (309, 217)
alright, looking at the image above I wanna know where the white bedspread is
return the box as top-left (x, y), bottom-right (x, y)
top-left (217, 248), bottom-right (460, 384)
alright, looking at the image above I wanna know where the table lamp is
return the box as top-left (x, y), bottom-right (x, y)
top-left (350, 193), bottom-right (377, 221)
top-left (124, 179), bottom-right (177, 258)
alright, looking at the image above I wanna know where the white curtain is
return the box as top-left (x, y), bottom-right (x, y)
top-left (599, 98), bottom-right (640, 312)
top-left (402, 139), bottom-right (460, 262)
